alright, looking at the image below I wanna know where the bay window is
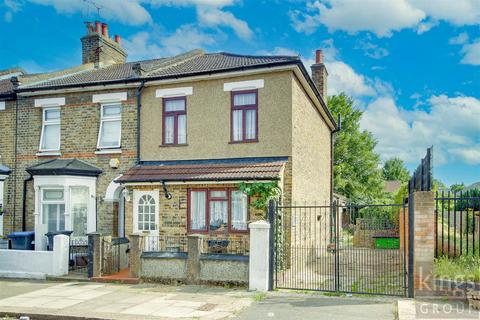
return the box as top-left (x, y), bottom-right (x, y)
top-left (188, 189), bottom-right (248, 233)
top-left (163, 97), bottom-right (187, 145)
top-left (40, 108), bottom-right (61, 151)
top-left (98, 104), bottom-right (122, 149)
top-left (231, 90), bottom-right (258, 142)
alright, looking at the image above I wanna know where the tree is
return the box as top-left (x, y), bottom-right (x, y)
top-left (450, 183), bottom-right (465, 193)
top-left (383, 158), bottom-right (410, 182)
top-left (328, 93), bottom-right (384, 202)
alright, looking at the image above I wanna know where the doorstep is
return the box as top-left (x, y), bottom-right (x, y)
top-left (91, 269), bottom-right (140, 285)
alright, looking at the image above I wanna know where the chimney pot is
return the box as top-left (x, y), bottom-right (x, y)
top-left (101, 23), bottom-right (109, 38)
top-left (95, 21), bottom-right (101, 33)
top-left (315, 49), bottom-right (323, 64)
top-left (114, 35), bottom-right (121, 44)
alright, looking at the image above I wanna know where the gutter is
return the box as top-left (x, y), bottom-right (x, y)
top-left (330, 114), bottom-right (341, 204)
top-left (136, 80), bottom-right (146, 164)
top-left (22, 174), bottom-right (33, 231)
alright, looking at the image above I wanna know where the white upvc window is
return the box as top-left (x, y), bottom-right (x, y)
top-left (41, 188), bottom-right (65, 232)
top-left (39, 108), bottom-right (61, 152)
top-left (97, 103), bottom-right (122, 149)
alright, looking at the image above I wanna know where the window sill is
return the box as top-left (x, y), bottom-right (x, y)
top-left (95, 148), bottom-right (122, 155)
top-left (228, 140), bottom-right (259, 144)
top-left (159, 144), bottom-right (189, 148)
top-left (36, 151), bottom-right (61, 157)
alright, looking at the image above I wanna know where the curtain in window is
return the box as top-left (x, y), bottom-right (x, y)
top-left (234, 93), bottom-right (256, 106)
top-left (231, 191), bottom-right (248, 230)
top-left (232, 110), bottom-right (243, 141)
top-left (245, 110), bottom-right (256, 140)
top-left (100, 120), bottom-right (121, 147)
top-left (41, 124), bottom-right (60, 150)
top-left (71, 187), bottom-right (88, 237)
top-left (165, 99), bottom-right (185, 112)
top-left (42, 203), bottom-right (65, 232)
top-left (164, 116), bottom-right (175, 144)
top-left (190, 191), bottom-right (206, 230)
top-left (209, 201), bottom-right (228, 231)
top-left (177, 114), bottom-right (186, 144)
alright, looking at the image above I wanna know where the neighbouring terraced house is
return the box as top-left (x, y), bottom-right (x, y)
top-left (0, 22), bottom-right (336, 259)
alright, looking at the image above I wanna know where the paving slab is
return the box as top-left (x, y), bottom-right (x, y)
top-left (236, 291), bottom-right (396, 320)
top-left (0, 279), bottom-right (253, 320)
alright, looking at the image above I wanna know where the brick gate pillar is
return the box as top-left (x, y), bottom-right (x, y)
top-left (411, 191), bottom-right (435, 296)
top-left (129, 233), bottom-right (144, 278)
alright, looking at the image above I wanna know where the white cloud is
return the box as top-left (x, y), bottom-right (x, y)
top-left (449, 32), bottom-right (469, 45)
top-left (29, 0), bottom-right (152, 25)
top-left (149, 0), bottom-right (253, 40)
top-left (149, 0), bottom-right (236, 7)
top-left (355, 39), bottom-right (389, 59)
top-left (123, 24), bottom-right (216, 60)
top-left (412, 0), bottom-right (480, 26)
top-left (197, 6), bottom-right (252, 40)
top-left (460, 39), bottom-right (480, 66)
top-left (361, 94), bottom-right (480, 165)
top-left (289, 0), bottom-right (425, 37)
top-left (289, 0), bottom-right (480, 37)
top-left (327, 61), bottom-right (376, 97)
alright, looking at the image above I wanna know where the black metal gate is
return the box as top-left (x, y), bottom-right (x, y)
top-left (69, 238), bottom-right (89, 274)
top-left (101, 237), bottom-right (129, 275)
top-left (271, 201), bottom-right (409, 296)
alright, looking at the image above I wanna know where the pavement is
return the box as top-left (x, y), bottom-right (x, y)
top-left (3, 279), bottom-right (478, 320)
top-left (0, 279), bottom-right (253, 319)
top-left (236, 292), bottom-right (397, 320)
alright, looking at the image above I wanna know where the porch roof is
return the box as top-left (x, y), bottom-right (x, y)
top-left (26, 158), bottom-right (102, 177)
top-left (0, 164), bottom-right (10, 175)
top-left (117, 157), bottom-right (287, 183)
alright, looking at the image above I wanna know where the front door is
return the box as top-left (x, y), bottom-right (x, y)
top-left (133, 190), bottom-right (159, 250)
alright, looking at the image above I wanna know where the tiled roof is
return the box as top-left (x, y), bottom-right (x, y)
top-left (0, 78), bottom-right (14, 97)
top-left (20, 51), bottom-right (300, 90)
top-left (117, 158), bottom-right (287, 183)
top-left (26, 158), bottom-right (102, 177)
top-left (147, 53), bottom-right (300, 77)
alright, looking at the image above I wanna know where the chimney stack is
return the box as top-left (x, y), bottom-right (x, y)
top-left (101, 23), bottom-right (109, 37)
top-left (81, 21), bottom-right (127, 66)
top-left (311, 49), bottom-right (328, 100)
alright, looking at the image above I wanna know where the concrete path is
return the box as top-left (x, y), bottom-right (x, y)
top-left (236, 292), bottom-right (396, 320)
top-left (0, 279), bottom-right (253, 319)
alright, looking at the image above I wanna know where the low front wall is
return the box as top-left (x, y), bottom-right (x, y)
top-left (200, 254), bottom-right (249, 283)
top-left (141, 252), bottom-right (188, 281)
top-left (139, 252), bottom-right (248, 284)
top-left (0, 235), bottom-right (69, 279)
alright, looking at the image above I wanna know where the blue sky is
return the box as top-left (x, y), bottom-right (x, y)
top-left (1, 0), bottom-right (479, 187)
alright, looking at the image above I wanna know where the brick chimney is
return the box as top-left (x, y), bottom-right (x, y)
top-left (311, 49), bottom-right (328, 99)
top-left (81, 21), bottom-right (127, 66)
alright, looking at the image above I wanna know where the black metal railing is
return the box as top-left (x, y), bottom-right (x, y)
top-left (202, 236), bottom-right (249, 256)
top-left (435, 190), bottom-right (480, 257)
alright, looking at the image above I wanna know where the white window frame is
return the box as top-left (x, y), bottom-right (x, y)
top-left (39, 107), bottom-right (61, 152)
top-left (97, 103), bottom-right (122, 149)
top-left (41, 188), bottom-right (66, 232)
